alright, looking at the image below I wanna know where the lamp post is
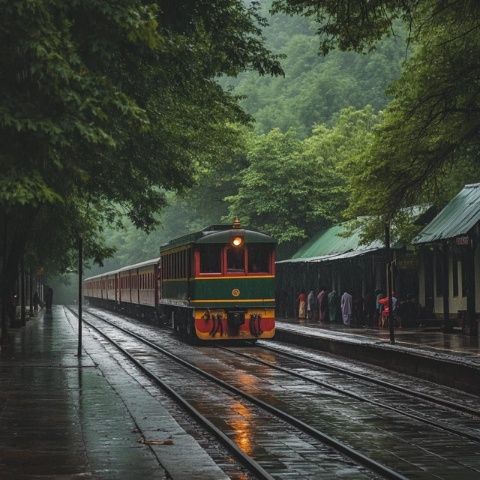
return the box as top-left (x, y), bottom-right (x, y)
top-left (78, 234), bottom-right (83, 357)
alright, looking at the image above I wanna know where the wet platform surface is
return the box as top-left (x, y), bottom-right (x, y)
top-left (278, 318), bottom-right (480, 363)
top-left (0, 307), bottom-right (228, 479)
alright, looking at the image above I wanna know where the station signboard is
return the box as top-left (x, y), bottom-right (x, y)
top-left (455, 236), bottom-right (470, 246)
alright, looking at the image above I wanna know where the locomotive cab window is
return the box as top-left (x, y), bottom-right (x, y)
top-left (227, 247), bottom-right (245, 273)
top-left (248, 245), bottom-right (270, 273)
top-left (199, 245), bottom-right (222, 273)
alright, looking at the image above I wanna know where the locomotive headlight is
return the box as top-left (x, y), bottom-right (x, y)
top-left (232, 236), bottom-right (244, 247)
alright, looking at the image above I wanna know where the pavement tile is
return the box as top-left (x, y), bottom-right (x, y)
top-left (0, 307), bottom-right (229, 480)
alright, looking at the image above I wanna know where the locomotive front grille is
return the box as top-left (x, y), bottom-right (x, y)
top-left (227, 310), bottom-right (245, 336)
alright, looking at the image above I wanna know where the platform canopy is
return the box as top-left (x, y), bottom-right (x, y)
top-left (277, 223), bottom-right (383, 264)
top-left (413, 183), bottom-right (480, 245)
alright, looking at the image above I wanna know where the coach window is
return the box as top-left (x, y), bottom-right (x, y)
top-left (227, 247), bottom-right (245, 273)
top-left (248, 245), bottom-right (270, 273)
top-left (199, 245), bottom-right (222, 273)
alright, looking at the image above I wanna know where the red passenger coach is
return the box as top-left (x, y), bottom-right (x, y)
top-left (84, 257), bottom-right (160, 318)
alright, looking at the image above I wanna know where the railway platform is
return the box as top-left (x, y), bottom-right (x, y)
top-left (0, 306), bottom-right (228, 479)
top-left (276, 318), bottom-right (480, 395)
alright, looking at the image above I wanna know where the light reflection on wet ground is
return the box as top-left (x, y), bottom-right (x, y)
top-left (230, 401), bottom-right (254, 456)
top-left (87, 308), bottom-right (375, 479)
top-left (88, 307), bottom-right (480, 479)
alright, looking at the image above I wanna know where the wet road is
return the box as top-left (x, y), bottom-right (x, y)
top-left (84, 307), bottom-right (480, 479)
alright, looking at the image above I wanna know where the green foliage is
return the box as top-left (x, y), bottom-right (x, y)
top-left (276, 0), bottom-right (480, 220)
top-left (0, 0), bottom-right (283, 297)
top-left (226, 107), bottom-right (378, 251)
top-left (219, 1), bottom-right (405, 136)
top-left (85, 106), bottom-right (379, 270)
top-left (271, 0), bottom-right (416, 54)
top-left (84, 0), bottom-right (408, 273)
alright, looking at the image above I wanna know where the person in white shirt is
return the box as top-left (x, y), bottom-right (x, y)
top-left (341, 290), bottom-right (353, 326)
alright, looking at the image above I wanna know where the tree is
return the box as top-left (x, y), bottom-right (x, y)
top-left (226, 107), bottom-right (377, 255)
top-left (0, 0), bottom-right (282, 331)
top-left (220, 1), bottom-right (405, 137)
top-left (272, 0), bottom-right (480, 216)
top-left (271, 0), bottom-right (417, 54)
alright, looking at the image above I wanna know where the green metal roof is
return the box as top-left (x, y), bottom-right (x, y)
top-left (279, 223), bottom-right (383, 264)
top-left (413, 183), bottom-right (480, 244)
top-left (196, 229), bottom-right (274, 245)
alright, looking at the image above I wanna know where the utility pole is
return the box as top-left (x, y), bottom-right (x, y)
top-left (1, 213), bottom-right (6, 344)
top-left (385, 220), bottom-right (395, 345)
top-left (20, 255), bottom-right (26, 326)
top-left (78, 234), bottom-right (83, 357)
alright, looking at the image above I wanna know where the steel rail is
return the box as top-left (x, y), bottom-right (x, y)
top-left (80, 307), bottom-right (409, 480)
top-left (258, 343), bottom-right (480, 418)
top-left (64, 307), bottom-right (274, 480)
top-left (219, 346), bottom-right (480, 444)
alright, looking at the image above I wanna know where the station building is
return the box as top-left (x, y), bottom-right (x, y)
top-left (413, 183), bottom-right (480, 334)
top-left (276, 222), bottom-right (419, 321)
top-left (276, 183), bottom-right (480, 334)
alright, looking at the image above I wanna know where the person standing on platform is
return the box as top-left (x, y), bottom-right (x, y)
top-left (328, 290), bottom-right (340, 323)
top-left (375, 289), bottom-right (385, 327)
top-left (307, 290), bottom-right (315, 321)
top-left (297, 290), bottom-right (306, 320)
top-left (341, 290), bottom-right (353, 327)
top-left (317, 287), bottom-right (328, 323)
top-left (33, 291), bottom-right (40, 312)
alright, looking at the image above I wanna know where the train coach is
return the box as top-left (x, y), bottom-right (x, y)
top-left (84, 220), bottom-right (276, 342)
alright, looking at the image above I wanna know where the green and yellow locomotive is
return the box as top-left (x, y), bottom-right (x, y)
top-left (159, 220), bottom-right (276, 341)
top-left (84, 220), bottom-right (276, 342)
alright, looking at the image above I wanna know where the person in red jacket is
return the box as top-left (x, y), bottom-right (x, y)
top-left (378, 293), bottom-right (398, 328)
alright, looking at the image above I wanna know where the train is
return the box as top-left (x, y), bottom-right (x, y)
top-left (84, 220), bottom-right (276, 342)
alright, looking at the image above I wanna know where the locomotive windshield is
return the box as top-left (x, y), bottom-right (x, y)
top-left (199, 245), bottom-right (222, 273)
top-left (248, 245), bottom-right (270, 273)
top-left (227, 247), bottom-right (245, 273)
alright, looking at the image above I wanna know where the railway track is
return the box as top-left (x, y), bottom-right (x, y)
top-left (257, 342), bottom-right (480, 418)
top-left (69, 307), bottom-right (402, 480)
top-left (218, 345), bottom-right (480, 444)
top-left (75, 307), bottom-right (480, 479)
top-left (65, 307), bottom-right (273, 480)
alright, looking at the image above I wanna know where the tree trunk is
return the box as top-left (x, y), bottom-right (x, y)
top-left (0, 207), bottom-right (33, 337)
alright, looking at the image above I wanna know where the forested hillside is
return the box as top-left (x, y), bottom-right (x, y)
top-left (82, 0), bottom-right (407, 279)
top-left (220, 3), bottom-right (405, 136)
